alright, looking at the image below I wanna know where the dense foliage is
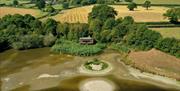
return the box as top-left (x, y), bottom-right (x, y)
top-left (51, 39), bottom-right (106, 56)
top-left (155, 38), bottom-right (180, 58)
top-left (142, 0), bottom-right (151, 10)
top-left (0, 5), bottom-right (179, 58)
top-left (0, 14), bottom-right (57, 50)
top-left (163, 8), bottom-right (180, 23)
top-left (126, 24), bottom-right (162, 50)
top-left (127, 2), bottom-right (137, 11)
top-left (88, 4), bottom-right (117, 22)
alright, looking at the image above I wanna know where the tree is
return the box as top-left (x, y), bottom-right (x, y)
top-left (13, 0), bottom-right (19, 6)
top-left (44, 18), bottom-right (58, 35)
top-left (62, 2), bottom-right (69, 9)
top-left (100, 30), bottom-right (111, 43)
top-left (36, 0), bottom-right (46, 9)
top-left (89, 19), bottom-right (103, 33)
top-left (125, 0), bottom-right (133, 2)
top-left (163, 8), bottom-right (180, 23)
top-left (88, 4), bottom-right (117, 22)
top-left (143, 0), bottom-right (151, 10)
top-left (155, 38), bottom-right (180, 58)
top-left (121, 16), bottom-right (134, 25)
top-left (81, 0), bottom-right (89, 6)
top-left (46, 5), bottom-right (55, 13)
top-left (43, 33), bottom-right (56, 47)
top-left (127, 2), bottom-right (137, 11)
top-left (102, 18), bottom-right (116, 30)
top-left (96, 0), bottom-right (105, 4)
top-left (126, 24), bottom-right (162, 50)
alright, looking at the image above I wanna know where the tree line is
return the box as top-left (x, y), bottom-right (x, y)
top-left (0, 4), bottom-right (179, 57)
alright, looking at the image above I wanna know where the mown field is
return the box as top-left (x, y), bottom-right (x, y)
top-left (0, 7), bottom-right (47, 18)
top-left (133, 0), bottom-right (180, 4)
top-left (152, 28), bottom-right (180, 39)
top-left (50, 5), bottom-right (168, 23)
top-left (129, 49), bottom-right (180, 80)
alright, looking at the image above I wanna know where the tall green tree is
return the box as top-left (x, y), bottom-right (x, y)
top-left (36, 0), bottom-right (46, 9)
top-left (13, 0), bottom-right (19, 6)
top-left (163, 8), bottom-right (180, 23)
top-left (88, 5), bottom-right (117, 22)
top-left (127, 2), bottom-right (137, 11)
top-left (44, 19), bottom-right (58, 35)
top-left (125, 0), bottom-right (133, 2)
top-left (62, 2), bottom-right (69, 9)
top-left (143, 0), bottom-right (151, 10)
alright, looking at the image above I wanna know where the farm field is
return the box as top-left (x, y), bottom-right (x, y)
top-left (151, 28), bottom-right (180, 39)
top-left (129, 49), bottom-right (180, 80)
top-left (0, 0), bottom-right (29, 5)
top-left (50, 5), bottom-right (168, 23)
top-left (133, 0), bottom-right (180, 4)
top-left (0, 7), bottom-right (46, 18)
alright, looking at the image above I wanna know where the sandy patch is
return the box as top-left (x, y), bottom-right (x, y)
top-left (79, 78), bottom-right (116, 91)
top-left (128, 66), bottom-right (180, 89)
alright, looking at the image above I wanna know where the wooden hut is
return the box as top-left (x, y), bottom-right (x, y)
top-left (79, 37), bottom-right (94, 45)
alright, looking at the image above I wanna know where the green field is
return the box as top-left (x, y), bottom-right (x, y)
top-left (152, 28), bottom-right (180, 39)
top-left (0, 0), bottom-right (29, 5)
top-left (133, 0), bottom-right (180, 4)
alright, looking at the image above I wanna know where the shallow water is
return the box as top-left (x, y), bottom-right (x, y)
top-left (0, 48), bottom-right (180, 91)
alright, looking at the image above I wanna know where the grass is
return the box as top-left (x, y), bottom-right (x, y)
top-left (151, 28), bottom-right (180, 39)
top-left (0, 0), bottom-right (29, 5)
top-left (52, 4), bottom-right (63, 10)
top-left (133, 0), bottom-right (180, 4)
top-left (129, 49), bottom-right (180, 80)
top-left (50, 5), bottom-right (169, 23)
top-left (0, 7), bottom-right (47, 18)
top-left (51, 39), bottom-right (106, 56)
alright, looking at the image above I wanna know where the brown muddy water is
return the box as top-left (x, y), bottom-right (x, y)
top-left (0, 48), bottom-right (180, 91)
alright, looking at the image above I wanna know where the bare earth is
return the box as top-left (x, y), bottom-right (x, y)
top-left (129, 49), bottom-right (180, 80)
top-left (51, 5), bottom-right (168, 23)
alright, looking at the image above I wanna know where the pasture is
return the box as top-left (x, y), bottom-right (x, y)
top-left (0, 7), bottom-right (46, 18)
top-left (129, 49), bottom-right (180, 80)
top-left (152, 28), bottom-right (180, 39)
top-left (133, 0), bottom-right (180, 4)
top-left (51, 5), bottom-right (168, 23)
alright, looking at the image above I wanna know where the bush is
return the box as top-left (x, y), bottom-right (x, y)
top-left (126, 24), bottom-right (162, 50)
top-left (43, 33), bottom-right (56, 47)
top-left (155, 38), bottom-right (180, 58)
top-left (12, 34), bottom-right (44, 50)
top-left (51, 39), bottom-right (106, 56)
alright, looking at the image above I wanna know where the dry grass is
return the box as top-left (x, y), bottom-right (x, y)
top-left (0, 7), bottom-right (42, 18)
top-left (129, 49), bottom-right (180, 80)
top-left (151, 28), bottom-right (180, 39)
top-left (50, 5), bottom-right (168, 23)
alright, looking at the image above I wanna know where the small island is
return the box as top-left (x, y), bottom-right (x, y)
top-left (79, 59), bottom-right (113, 75)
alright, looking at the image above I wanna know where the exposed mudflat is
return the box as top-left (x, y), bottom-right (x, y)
top-left (0, 48), bottom-right (180, 91)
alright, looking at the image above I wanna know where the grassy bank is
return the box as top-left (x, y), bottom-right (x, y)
top-left (51, 39), bottom-right (106, 56)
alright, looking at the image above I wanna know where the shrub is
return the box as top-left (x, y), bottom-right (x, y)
top-left (12, 34), bottom-right (44, 50)
top-left (43, 33), bottom-right (56, 47)
top-left (155, 38), bottom-right (180, 58)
